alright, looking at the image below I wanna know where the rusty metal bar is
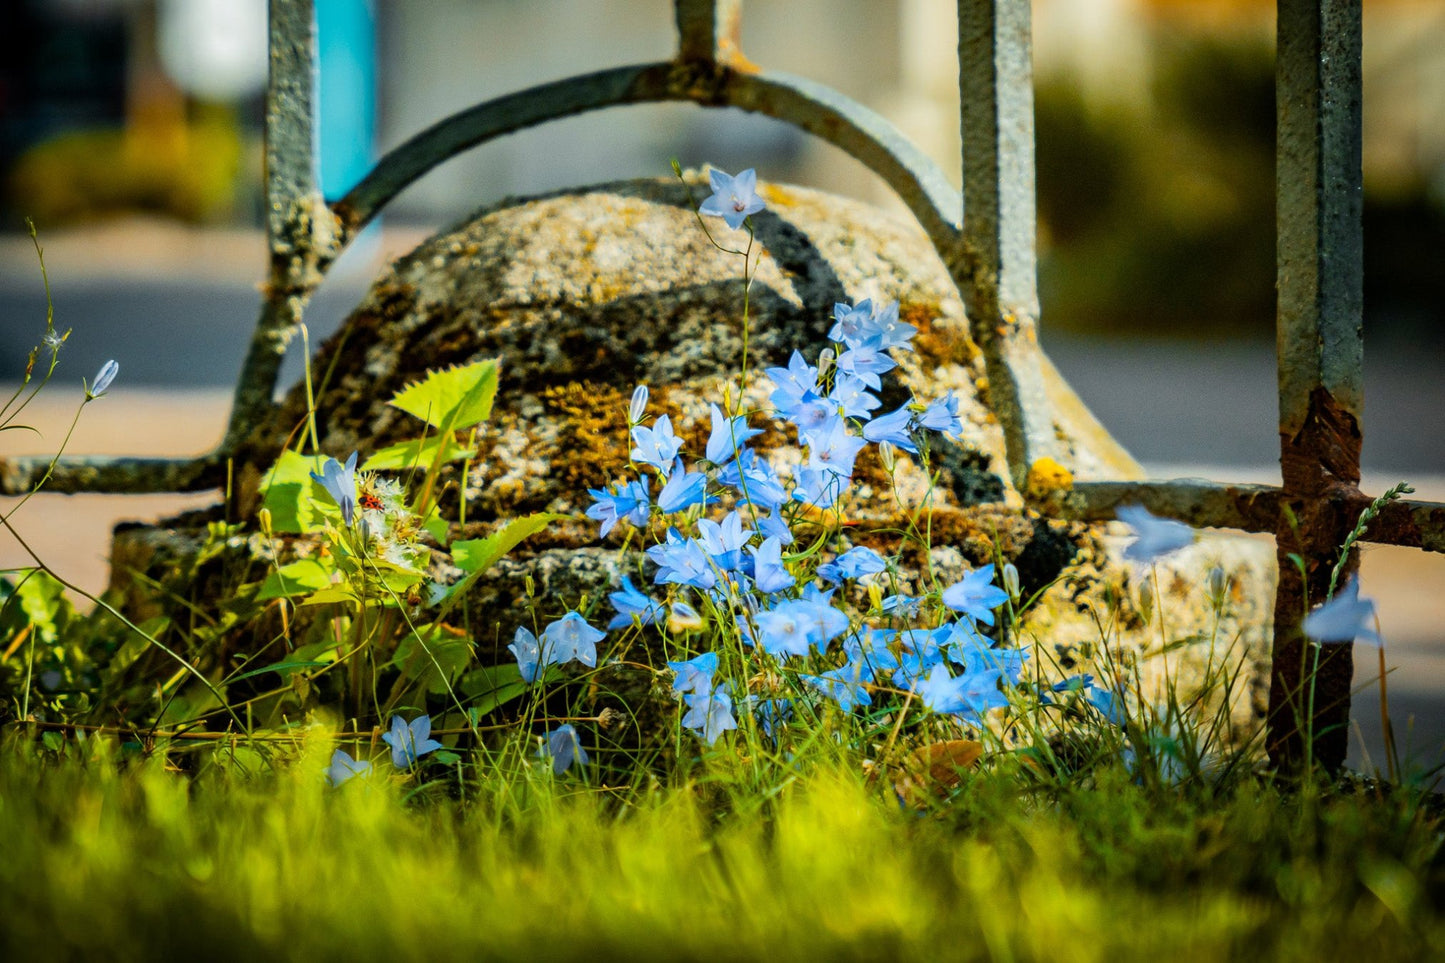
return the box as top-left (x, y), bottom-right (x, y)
top-left (675, 0), bottom-right (742, 64)
top-left (956, 0), bottom-right (1056, 494)
top-left (1069, 480), bottom-right (1283, 535)
top-left (1266, 0), bottom-right (1365, 773)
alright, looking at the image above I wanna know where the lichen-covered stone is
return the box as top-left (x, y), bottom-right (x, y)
top-left (111, 177), bottom-right (1275, 744)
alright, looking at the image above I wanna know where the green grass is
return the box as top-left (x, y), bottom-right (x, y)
top-left (2, 734), bottom-right (1441, 962)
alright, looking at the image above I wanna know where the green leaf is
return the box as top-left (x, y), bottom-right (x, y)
top-left (422, 506), bottom-right (450, 545)
top-left (259, 450), bottom-right (331, 534)
top-left (1, 568), bottom-right (72, 644)
top-left (432, 513), bottom-right (560, 618)
top-left (393, 624), bottom-right (473, 695)
top-left (361, 436), bottom-right (475, 473)
top-left (460, 663), bottom-right (536, 717)
top-left (298, 585), bottom-right (361, 607)
top-left (451, 513), bottom-right (561, 574)
top-left (389, 359), bottom-right (499, 431)
top-left (256, 558), bottom-right (333, 601)
top-left (227, 659), bottom-right (332, 684)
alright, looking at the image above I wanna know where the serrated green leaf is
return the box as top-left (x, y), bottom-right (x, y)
top-left (257, 558), bottom-right (333, 601)
top-left (451, 513), bottom-right (560, 574)
top-left (361, 436), bottom-right (475, 472)
top-left (259, 450), bottom-right (332, 534)
top-left (390, 359), bottom-right (499, 431)
top-left (431, 513), bottom-right (561, 620)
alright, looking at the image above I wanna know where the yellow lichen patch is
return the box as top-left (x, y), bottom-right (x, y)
top-left (1025, 457), bottom-right (1074, 501)
top-left (541, 382), bottom-right (635, 493)
top-left (847, 505), bottom-right (1045, 571)
top-left (902, 301), bottom-right (977, 368)
top-left (757, 183), bottom-right (801, 209)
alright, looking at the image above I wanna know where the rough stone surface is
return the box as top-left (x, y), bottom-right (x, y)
top-left (111, 177), bottom-right (1276, 743)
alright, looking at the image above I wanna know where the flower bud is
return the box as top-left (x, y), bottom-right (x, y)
top-left (1207, 566), bottom-right (1228, 604)
top-left (85, 359), bottom-right (119, 400)
top-left (525, 575), bottom-right (536, 598)
top-left (1136, 577), bottom-right (1154, 624)
top-left (258, 508), bottom-right (273, 537)
top-left (816, 348), bottom-right (835, 382)
top-left (877, 440), bottom-right (897, 472)
top-left (628, 385), bottom-right (649, 425)
top-left (1002, 562), bottom-right (1020, 600)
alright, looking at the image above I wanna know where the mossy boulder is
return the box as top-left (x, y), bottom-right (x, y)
top-left (110, 177), bottom-right (1275, 742)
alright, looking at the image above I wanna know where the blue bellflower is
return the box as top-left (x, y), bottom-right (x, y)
top-left (541, 611), bottom-right (605, 668)
top-left (756, 506), bottom-right (795, 546)
top-left (835, 338), bottom-right (897, 389)
top-left (706, 403), bottom-right (762, 465)
top-left (510, 626), bottom-right (545, 682)
top-left (667, 651), bottom-right (720, 697)
top-left (646, 529), bottom-right (718, 590)
top-left (804, 417), bottom-right (867, 480)
top-left (628, 385), bottom-right (649, 425)
top-left (816, 546), bottom-right (888, 584)
top-left (607, 575), bottom-right (665, 629)
top-left (916, 663), bottom-right (1008, 722)
top-left (765, 351), bottom-right (820, 412)
top-left (828, 372), bottom-right (881, 418)
top-left (940, 564), bottom-right (1010, 626)
top-left (718, 449), bottom-right (789, 512)
top-left (630, 415), bottom-right (682, 475)
top-left (829, 299), bottom-right (876, 347)
top-left (383, 714), bottom-right (445, 768)
top-left (696, 511), bottom-right (754, 571)
top-left (1116, 505), bottom-right (1195, 564)
top-left (752, 607), bottom-right (814, 659)
top-left (867, 301), bottom-right (917, 351)
top-left (682, 687), bottom-right (739, 744)
top-left (917, 392), bottom-right (963, 436)
top-left (86, 359), bottom-right (120, 400)
top-left (311, 451), bottom-right (360, 526)
top-left (586, 478), bottom-right (650, 537)
top-left (748, 536), bottom-right (796, 593)
top-left (862, 404), bottom-right (919, 453)
top-left (802, 663), bottom-right (872, 712)
top-left (656, 460), bottom-right (712, 514)
top-left (1303, 578), bottom-right (1381, 646)
top-left (326, 748), bottom-right (372, 787)
top-left (698, 167), bottom-right (766, 230)
top-left (540, 724), bottom-right (588, 775)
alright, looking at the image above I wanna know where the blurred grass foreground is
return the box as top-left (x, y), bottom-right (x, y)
top-left (2, 735), bottom-right (1443, 962)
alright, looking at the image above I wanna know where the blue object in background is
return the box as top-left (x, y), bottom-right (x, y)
top-left (317, 0), bottom-right (376, 199)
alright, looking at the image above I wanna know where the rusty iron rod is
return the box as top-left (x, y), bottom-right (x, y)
top-left (1266, 0), bottom-right (1365, 774)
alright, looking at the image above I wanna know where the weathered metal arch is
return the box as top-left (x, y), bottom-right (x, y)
top-left (335, 64), bottom-right (963, 260)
